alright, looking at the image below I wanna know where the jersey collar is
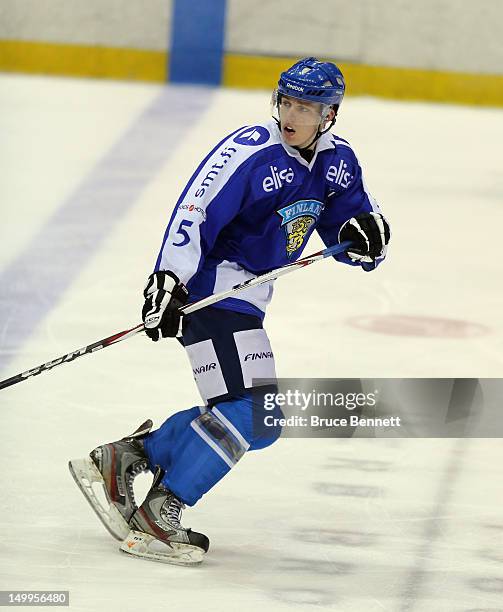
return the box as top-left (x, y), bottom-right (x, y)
top-left (270, 120), bottom-right (335, 170)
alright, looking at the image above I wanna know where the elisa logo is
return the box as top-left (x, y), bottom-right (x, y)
top-left (233, 126), bottom-right (270, 146)
top-left (326, 159), bottom-right (354, 189)
top-left (262, 165), bottom-right (295, 192)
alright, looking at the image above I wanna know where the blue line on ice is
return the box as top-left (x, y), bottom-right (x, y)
top-left (0, 85), bottom-right (214, 374)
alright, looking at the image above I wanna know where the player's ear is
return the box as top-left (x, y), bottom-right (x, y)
top-left (322, 107), bottom-right (336, 128)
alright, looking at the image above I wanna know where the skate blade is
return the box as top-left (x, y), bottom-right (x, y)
top-left (68, 458), bottom-right (129, 541)
top-left (119, 530), bottom-right (205, 566)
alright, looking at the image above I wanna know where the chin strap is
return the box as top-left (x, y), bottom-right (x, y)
top-left (294, 115), bottom-right (337, 153)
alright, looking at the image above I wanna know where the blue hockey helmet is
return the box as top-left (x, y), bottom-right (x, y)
top-left (277, 57), bottom-right (345, 108)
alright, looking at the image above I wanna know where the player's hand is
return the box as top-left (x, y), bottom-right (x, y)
top-left (338, 212), bottom-right (390, 263)
top-left (142, 271), bottom-right (188, 341)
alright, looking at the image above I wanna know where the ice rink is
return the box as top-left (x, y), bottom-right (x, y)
top-left (1, 74), bottom-right (503, 611)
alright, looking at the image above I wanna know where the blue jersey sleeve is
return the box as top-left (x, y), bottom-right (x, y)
top-left (154, 129), bottom-right (258, 284)
top-left (317, 146), bottom-right (389, 271)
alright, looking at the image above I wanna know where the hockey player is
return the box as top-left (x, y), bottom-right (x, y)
top-left (69, 57), bottom-right (390, 565)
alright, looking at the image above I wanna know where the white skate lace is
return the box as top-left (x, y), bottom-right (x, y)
top-left (165, 496), bottom-right (185, 529)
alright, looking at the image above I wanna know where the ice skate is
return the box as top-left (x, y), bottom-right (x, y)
top-left (68, 419), bottom-right (153, 541)
top-left (120, 469), bottom-right (209, 566)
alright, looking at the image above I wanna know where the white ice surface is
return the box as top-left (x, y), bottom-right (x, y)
top-left (1, 75), bottom-right (503, 611)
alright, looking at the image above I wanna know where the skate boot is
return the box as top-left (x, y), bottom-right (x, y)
top-left (120, 469), bottom-right (209, 566)
top-left (68, 419), bottom-right (153, 541)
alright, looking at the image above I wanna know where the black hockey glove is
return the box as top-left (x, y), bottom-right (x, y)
top-left (142, 271), bottom-right (189, 341)
top-left (338, 212), bottom-right (390, 265)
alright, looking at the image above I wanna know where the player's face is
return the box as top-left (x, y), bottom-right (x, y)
top-left (279, 95), bottom-right (329, 148)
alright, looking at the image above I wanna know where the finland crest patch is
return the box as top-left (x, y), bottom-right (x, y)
top-left (277, 200), bottom-right (324, 257)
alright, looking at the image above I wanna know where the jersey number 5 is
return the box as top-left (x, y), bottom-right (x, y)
top-left (173, 219), bottom-right (193, 247)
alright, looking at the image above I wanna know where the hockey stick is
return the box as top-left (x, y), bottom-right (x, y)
top-left (0, 241), bottom-right (351, 391)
